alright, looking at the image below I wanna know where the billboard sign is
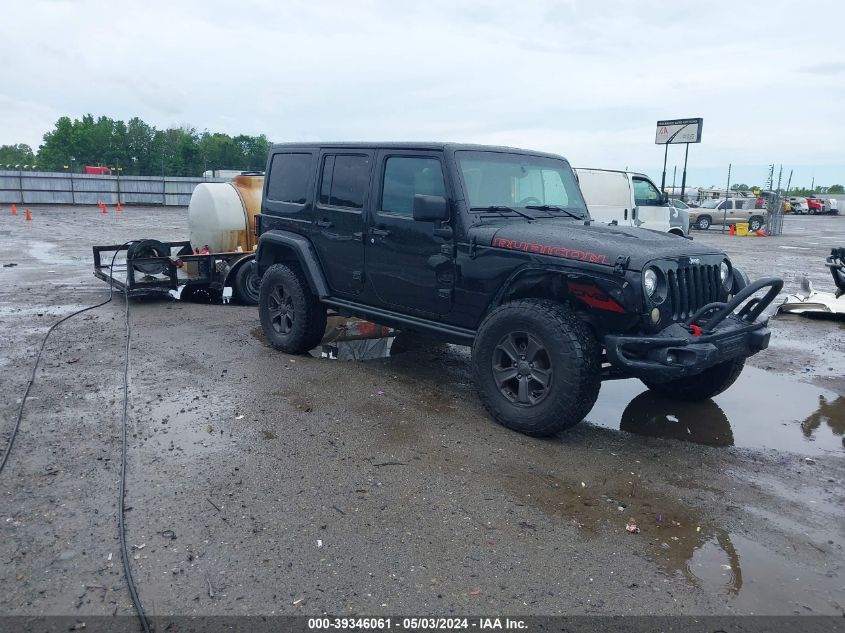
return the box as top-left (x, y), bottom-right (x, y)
top-left (655, 118), bottom-right (703, 145)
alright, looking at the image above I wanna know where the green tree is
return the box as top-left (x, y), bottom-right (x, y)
top-left (0, 143), bottom-right (36, 167)
top-left (35, 113), bottom-right (272, 176)
top-left (829, 184), bottom-right (844, 194)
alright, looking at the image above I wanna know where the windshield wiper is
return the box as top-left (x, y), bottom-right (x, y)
top-left (525, 204), bottom-right (583, 220)
top-left (471, 205), bottom-right (535, 221)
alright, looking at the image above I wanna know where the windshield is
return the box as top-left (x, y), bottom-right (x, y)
top-left (456, 151), bottom-right (588, 218)
top-left (671, 200), bottom-right (689, 209)
top-left (701, 199), bottom-right (721, 209)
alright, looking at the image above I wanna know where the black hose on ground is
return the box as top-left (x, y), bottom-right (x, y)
top-left (0, 242), bottom-right (151, 632)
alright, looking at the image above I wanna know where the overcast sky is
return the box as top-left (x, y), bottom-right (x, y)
top-left (2, 0), bottom-right (844, 186)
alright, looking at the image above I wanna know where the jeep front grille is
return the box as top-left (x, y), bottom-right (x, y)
top-left (666, 264), bottom-right (722, 321)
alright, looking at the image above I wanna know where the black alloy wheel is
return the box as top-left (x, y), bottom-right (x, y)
top-left (492, 332), bottom-right (553, 406)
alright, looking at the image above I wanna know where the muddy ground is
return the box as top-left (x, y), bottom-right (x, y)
top-left (0, 206), bottom-right (843, 621)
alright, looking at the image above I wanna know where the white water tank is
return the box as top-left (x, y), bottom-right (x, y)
top-left (188, 183), bottom-right (248, 254)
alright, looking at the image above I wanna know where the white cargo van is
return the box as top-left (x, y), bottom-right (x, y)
top-left (574, 168), bottom-right (688, 236)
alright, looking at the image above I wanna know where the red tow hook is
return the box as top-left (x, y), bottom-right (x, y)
top-left (689, 323), bottom-right (703, 337)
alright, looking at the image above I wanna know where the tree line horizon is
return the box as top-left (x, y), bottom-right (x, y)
top-left (0, 114), bottom-right (271, 177)
top-left (0, 114), bottom-right (842, 194)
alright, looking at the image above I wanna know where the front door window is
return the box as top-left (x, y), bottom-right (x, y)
top-left (633, 178), bottom-right (661, 207)
top-left (380, 157), bottom-right (446, 216)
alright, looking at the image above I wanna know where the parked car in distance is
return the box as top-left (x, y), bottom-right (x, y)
top-left (689, 198), bottom-right (767, 231)
top-left (575, 168), bottom-right (688, 236)
top-left (83, 165), bottom-right (112, 175)
top-left (789, 197), bottom-right (810, 214)
top-left (806, 196), bottom-right (825, 214)
top-left (824, 198), bottom-right (840, 215)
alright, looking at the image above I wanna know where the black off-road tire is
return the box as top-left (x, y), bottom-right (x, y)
top-left (233, 259), bottom-right (260, 306)
top-left (748, 216), bottom-right (764, 232)
top-left (259, 263), bottom-right (327, 354)
top-left (642, 358), bottom-right (745, 401)
top-left (472, 299), bottom-right (601, 437)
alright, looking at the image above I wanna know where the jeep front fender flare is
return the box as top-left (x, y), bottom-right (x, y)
top-left (255, 230), bottom-right (330, 298)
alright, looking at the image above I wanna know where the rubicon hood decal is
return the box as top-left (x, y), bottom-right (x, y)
top-left (491, 236), bottom-right (610, 265)
top-left (478, 221), bottom-right (723, 271)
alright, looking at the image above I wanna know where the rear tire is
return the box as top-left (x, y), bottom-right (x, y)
top-left (233, 259), bottom-right (260, 306)
top-left (641, 358), bottom-right (745, 401)
top-left (696, 216), bottom-right (712, 230)
top-left (472, 299), bottom-right (601, 437)
top-left (259, 264), bottom-right (327, 354)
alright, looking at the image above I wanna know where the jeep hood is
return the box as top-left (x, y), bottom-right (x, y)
top-left (475, 221), bottom-right (724, 270)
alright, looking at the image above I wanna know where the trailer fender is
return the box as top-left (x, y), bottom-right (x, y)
top-left (255, 230), bottom-right (330, 298)
top-left (222, 254), bottom-right (255, 287)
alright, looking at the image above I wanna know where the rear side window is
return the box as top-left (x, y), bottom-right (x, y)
top-left (319, 154), bottom-right (370, 209)
top-left (381, 157), bottom-right (446, 216)
top-left (267, 153), bottom-right (311, 204)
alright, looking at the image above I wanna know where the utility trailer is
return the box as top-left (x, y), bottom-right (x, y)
top-left (89, 172), bottom-right (267, 304)
top-left (93, 239), bottom-right (259, 303)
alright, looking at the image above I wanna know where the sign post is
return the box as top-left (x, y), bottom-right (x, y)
top-left (722, 163), bottom-right (731, 234)
top-left (655, 118), bottom-right (703, 200)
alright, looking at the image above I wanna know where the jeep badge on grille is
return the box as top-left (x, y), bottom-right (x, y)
top-left (689, 257), bottom-right (701, 265)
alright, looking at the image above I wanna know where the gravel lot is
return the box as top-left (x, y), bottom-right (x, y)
top-left (0, 207), bottom-right (843, 621)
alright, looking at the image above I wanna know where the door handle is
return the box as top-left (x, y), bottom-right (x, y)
top-left (371, 227), bottom-right (391, 237)
top-left (316, 219), bottom-right (333, 228)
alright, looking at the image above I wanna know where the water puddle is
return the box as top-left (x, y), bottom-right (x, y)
top-left (251, 318), bottom-right (845, 455)
top-left (139, 397), bottom-right (233, 457)
top-left (26, 240), bottom-right (78, 266)
top-left (686, 534), bottom-right (842, 614)
top-left (587, 366), bottom-right (845, 455)
top-left (251, 317), bottom-right (435, 361)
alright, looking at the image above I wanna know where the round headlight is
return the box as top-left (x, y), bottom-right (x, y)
top-left (720, 261), bottom-right (731, 287)
top-left (644, 268), bottom-right (658, 296)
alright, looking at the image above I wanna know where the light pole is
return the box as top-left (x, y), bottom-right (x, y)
top-left (16, 164), bottom-right (22, 204)
top-left (70, 157), bottom-right (76, 204)
top-left (115, 159), bottom-right (122, 204)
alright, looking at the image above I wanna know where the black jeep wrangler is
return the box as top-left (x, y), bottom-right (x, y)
top-left (254, 143), bottom-right (781, 436)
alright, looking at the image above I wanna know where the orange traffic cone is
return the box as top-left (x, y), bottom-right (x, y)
top-left (11, 204), bottom-right (17, 215)
top-left (101, 203), bottom-right (108, 214)
top-left (116, 201), bottom-right (123, 213)
top-left (25, 209), bottom-right (32, 221)
top-left (729, 224), bottom-right (736, 236)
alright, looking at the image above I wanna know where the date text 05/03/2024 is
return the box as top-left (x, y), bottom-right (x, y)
top-left (307, 617), bottom-right (528, 630)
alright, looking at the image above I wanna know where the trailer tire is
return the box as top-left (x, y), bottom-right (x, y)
top-left (233, 260), bottom-right (260, 306)
top-left (259, 263), bottom-right (326, 354)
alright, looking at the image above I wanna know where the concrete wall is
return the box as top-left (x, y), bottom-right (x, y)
top-left (0, 170), bottom-right (228, 206)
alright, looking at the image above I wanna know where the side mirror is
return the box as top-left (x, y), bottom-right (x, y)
top-left (413, 194), bottom-right (449, 221)
top-left (661, 192), bottom-right (670, 204)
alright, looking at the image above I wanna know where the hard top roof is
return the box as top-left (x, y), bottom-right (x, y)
top-left (269, 141), bottom-right (568, 161)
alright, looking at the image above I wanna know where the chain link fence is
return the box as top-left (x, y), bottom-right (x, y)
top-left (765, 193), bottom-right (785, 236)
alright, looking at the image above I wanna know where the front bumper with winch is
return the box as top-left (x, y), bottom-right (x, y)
top-left (603, 277), bottom-right (783, 381)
